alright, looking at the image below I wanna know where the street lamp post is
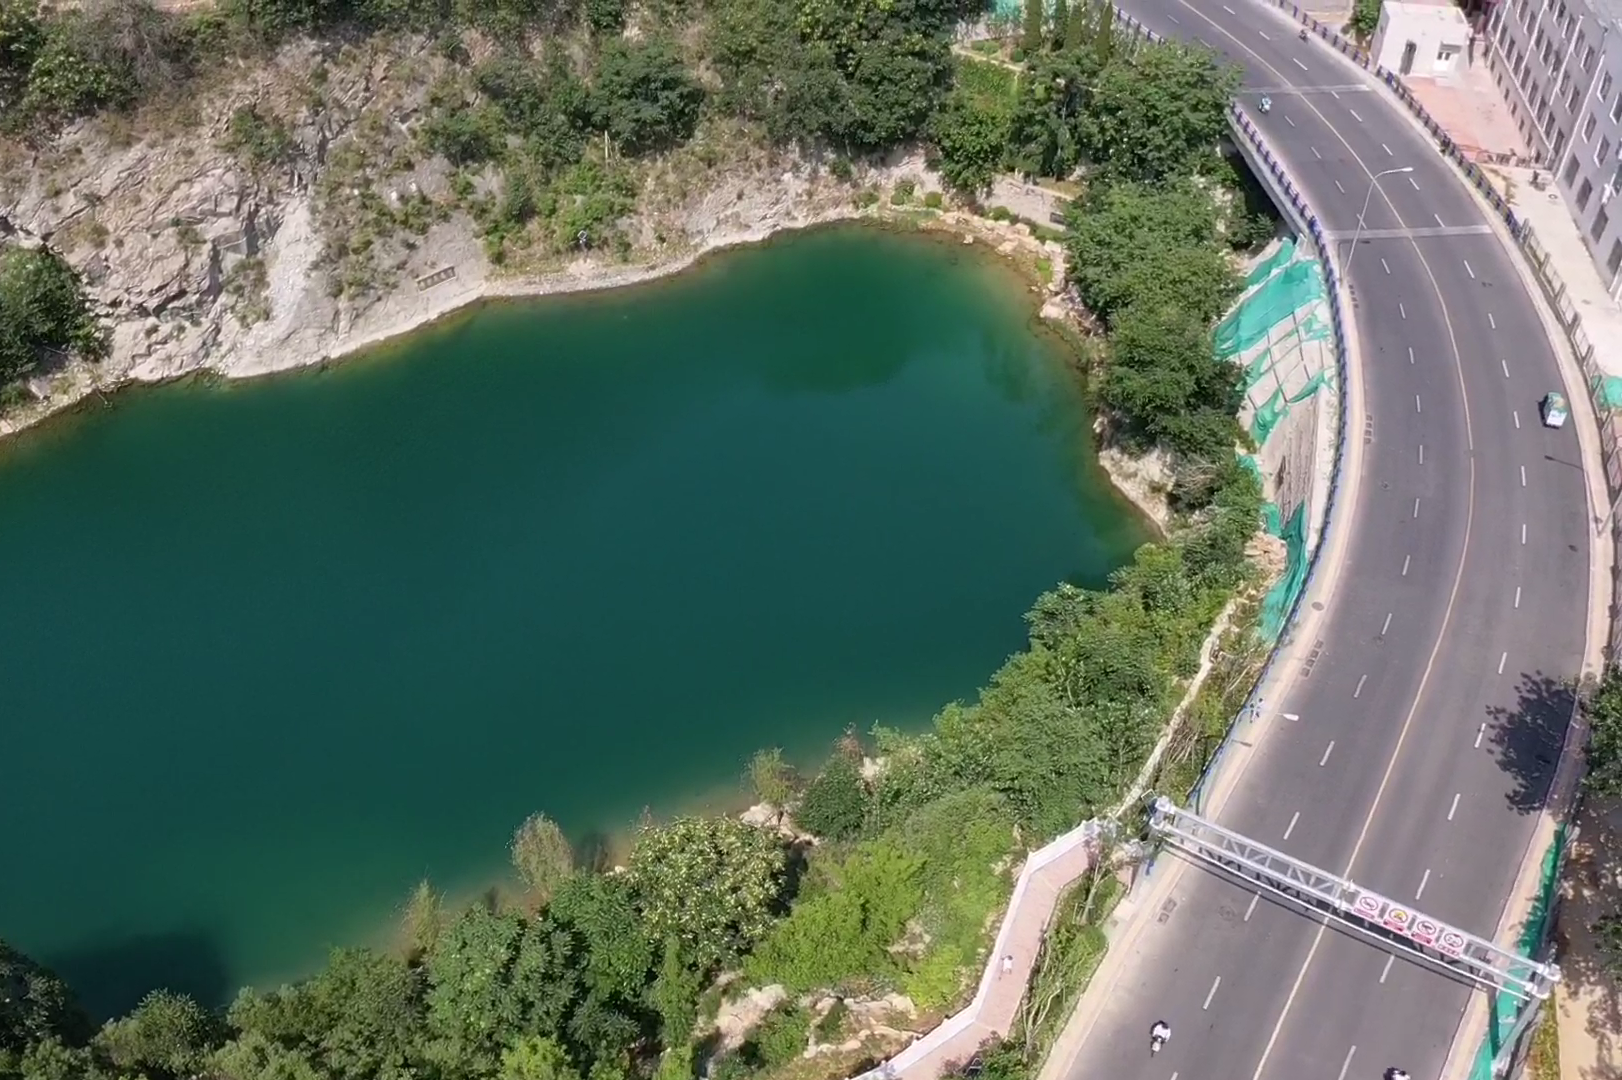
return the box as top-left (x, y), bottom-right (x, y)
top-left (1344, 166), bottom-right (1416, 272)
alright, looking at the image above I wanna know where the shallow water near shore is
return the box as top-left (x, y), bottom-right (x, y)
top-left (0, 226), bottom-right (1149, 1016)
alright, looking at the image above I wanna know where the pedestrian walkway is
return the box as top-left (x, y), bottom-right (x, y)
top-left (1490, 168), bottom-right (1622, 382)
top-left (851, 827), bottom-right (1100, 1080)
top-left (1552, 797), bottom-right (1622, 1080)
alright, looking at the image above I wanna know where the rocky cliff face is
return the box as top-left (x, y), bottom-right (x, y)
top-left (0, 33), bottom-right (950, 435)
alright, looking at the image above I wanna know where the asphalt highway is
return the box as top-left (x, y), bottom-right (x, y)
top-left (1056, 2), bottom-right (1592, 1079)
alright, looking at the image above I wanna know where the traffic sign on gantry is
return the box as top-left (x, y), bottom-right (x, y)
top-left (1146, 797), bottom-right (1560, 1002)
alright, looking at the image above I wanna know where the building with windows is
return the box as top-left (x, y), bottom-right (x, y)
top-left (1372, 1), bottom-right (1471, 78)
top-left (1485, 0), bottom-right (1622, 297)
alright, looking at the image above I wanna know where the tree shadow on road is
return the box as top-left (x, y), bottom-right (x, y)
top-left (1485, 669), bottom-right (1575, 815)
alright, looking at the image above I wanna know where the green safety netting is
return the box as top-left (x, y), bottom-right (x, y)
top-left (1258, 502), bottom-right (1307, 642)
top-left (1468, 824), bottom-right (1566, 1080)
top-left (1594, 374), bottom-right (1622, 409)
top-left (1245, 237), bottom-right (1297, 288)
top-left (1216, 258), bottom-right (1328, 360)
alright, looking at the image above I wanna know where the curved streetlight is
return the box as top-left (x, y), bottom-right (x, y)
top-left (1345, 166), bottom-right (1416, 271)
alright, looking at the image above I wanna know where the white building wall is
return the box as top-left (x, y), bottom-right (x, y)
top-left (1373, 2), bottom-right (1471, 75)
top-left (1486, 0), bottom-right (1622, 296)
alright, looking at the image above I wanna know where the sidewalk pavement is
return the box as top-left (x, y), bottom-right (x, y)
top-left (1403, 54), bottom-right (1533, 162)
top-left (1553, 796), bottom-right (1622, 1080)
top-left (875, 840), bottom-right (1098, 1080)
top-left (1487, 167), bottom-right (1622, 382)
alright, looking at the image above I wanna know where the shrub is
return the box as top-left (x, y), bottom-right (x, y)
top-left (795, 755), bottom-right (867, 840)
top-left (745, 1005), bottom-right (809, 1067)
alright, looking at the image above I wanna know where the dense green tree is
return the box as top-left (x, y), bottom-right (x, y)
top-left (96, 990), bottom-right (220, 1080)
top-left (591, 38), bottom-right (703, 154)
top-left (0, 245), bottom-right (105, 397)
top-left (423, 908), bottom-right (580, 1077)
top-left (1048, 0), bottom-right (1067, 49)
top-left (647, 940), bottom-right (700, 1048)
top-left (547, 875), bottom-right (654, 1006)
top-left (499, 1035), bottom-right (580, 1080)
top-left (627, 818), bottom-right (784, 972)
top-left (1349, 0), bottom-right (1381, 40)
top-left (227, 949), bottom-right (424, 1080)
top-left (1004, 50), bottom-right (1097, 178)
top-left (930, 91), bottom-right (1008, 196)
top-left (1584, 669), bottom-right (1622, 798)
top-left (746, 840), bottom-right (922, 991)
top-left (0, 942), bottom-right (86, 1056)
top-left (1101, 301), bottom-right (1240, 459)
top-left (1064, 180), bottom-right (1239, 325)
top-left (1082, 41), bottom-right (1239, 183)
top-left (795, 754), bottom-right (867, 840)
top-left (1019, 0), bottom-right (1043, 55)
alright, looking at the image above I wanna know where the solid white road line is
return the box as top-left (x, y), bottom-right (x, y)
top-left (1204, 976), bottom-right (1222, 1010)
top-left (1449, 792), bottom-right (1461, 820)
top-left (1320, 741), bottom-right (1336, 766)
top-left (1284, 810), bottom-right (1300, 839)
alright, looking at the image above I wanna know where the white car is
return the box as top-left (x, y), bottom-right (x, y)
top-left (1540, 391), bottom-right (1569, 429)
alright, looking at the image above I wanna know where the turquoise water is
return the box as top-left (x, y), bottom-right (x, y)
top-left (0, 226), bottom-right (1148, 1016)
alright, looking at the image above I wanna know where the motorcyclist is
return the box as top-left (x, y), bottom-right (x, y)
top-left (1149, 1021), bottom-right (1171, 1051)
top-left (1260, 95), bottom-right (1273, 113)
top-left (1299, 26), bottom-right (1308, 40)
top-left (1383, 1071), bottom-right (1411, 1080)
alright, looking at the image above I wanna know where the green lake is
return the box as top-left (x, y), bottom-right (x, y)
top-left (0, 226), bottom-right (1149, 1017)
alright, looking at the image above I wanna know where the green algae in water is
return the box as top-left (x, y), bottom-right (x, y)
top-left (0, 226), bottom-right (1149, 1016)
